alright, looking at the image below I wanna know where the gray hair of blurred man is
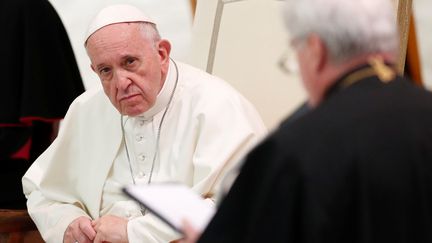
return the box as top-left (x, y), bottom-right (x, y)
top-left (283, 0), bottom-right (399, 64)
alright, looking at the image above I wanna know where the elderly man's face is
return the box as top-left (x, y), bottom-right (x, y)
top-left (86, 23), bottom-right (170, 116)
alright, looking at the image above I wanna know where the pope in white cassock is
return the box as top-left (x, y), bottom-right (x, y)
top-left (22, 4), bottom-right (266, 243)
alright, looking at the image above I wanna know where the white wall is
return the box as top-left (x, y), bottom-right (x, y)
top-left (48, 0), bottom-right (193, 89)
top-left (189, 0), bottom-right (306, 129)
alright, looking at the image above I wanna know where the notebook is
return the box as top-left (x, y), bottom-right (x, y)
top-left (123, 183), bottom-right (215, 234)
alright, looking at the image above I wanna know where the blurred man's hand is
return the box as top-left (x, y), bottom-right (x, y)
top-left (178, 220), bottom-right (202, 243)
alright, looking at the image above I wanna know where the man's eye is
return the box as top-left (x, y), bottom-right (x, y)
top-left (99, 67), bottom-right (111, 75)
top-left (126, 58), bottom-right (136, 65)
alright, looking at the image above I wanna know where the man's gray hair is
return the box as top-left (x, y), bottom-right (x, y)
top-left (283, 0), bottom-right (399, 63)
top-left (138, 22), bottom-right (161, 49)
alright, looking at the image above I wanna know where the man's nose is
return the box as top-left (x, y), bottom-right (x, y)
top-left (113, 70), bottom-right (132, 90)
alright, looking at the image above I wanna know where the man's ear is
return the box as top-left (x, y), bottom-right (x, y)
top-left (308, 34), bottom-right (327, 73)
top-left (157, 39), bottom-right (171, 66)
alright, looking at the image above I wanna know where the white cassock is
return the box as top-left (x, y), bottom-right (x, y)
top-left (22, 60), bottom-right (267, 243)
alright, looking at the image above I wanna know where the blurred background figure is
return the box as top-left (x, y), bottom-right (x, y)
top-left (0, 0), bottom-right (85, 209)
top-left (180, 0), bottom-right (432, 242)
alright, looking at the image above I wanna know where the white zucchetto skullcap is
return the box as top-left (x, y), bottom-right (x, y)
top-left (85, 4), bottom-right (155, 44)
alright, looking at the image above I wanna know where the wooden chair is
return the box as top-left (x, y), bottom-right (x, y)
top-left (0, 209), bottom-right (44, 243)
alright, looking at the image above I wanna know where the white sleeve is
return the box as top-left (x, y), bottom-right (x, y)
top-left (22, 102), bottom-right (90, 243)
top-left (25, 187), bottom-right (90, 243)
top-left (22, 88), bottom-right (119, 243)
top-left (127, 198), bottom-right (215, 242)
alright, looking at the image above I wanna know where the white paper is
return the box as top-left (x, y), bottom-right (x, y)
top-left (123, 183), bottom-right (215, 233)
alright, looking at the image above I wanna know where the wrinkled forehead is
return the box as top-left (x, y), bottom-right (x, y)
top-left (85, 23), bottom-right (154, 67)
top-left (87, 22), bottom-right (140, 44)
top-left (86, 23), bottom-right (144, 56)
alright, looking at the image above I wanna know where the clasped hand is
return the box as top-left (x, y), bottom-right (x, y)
top-left (63, 215), bottom-right (128, 243)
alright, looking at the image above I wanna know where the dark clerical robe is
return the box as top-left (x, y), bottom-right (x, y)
top-left (198, 66), bottom-right (432, 243)
top-left (0, 0), bottom-right (84, 208)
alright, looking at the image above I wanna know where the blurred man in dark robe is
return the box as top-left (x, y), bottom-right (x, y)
top-left (0, 0), bottom-right (84, 209)
top-left (180, 0), bottom-right (432, 242)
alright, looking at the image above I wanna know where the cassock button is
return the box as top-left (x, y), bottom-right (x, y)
top-left (138, 171), bottom-right (145, 178)
top-left (138, 154), bottom-right (146, 161)
top-left (135, 134), bottom-right (144, 142)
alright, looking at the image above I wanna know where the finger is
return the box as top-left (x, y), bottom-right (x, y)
top-left (71, 222), bottom-right (92, 243)
top-left (64, 219), bottom-right (80, 243)
top-left (183, 220), bottom-right (196, 235)
top-left (71, 224), bottom-right (82, 242)
top-left (79, 219), bottom-right (97, 240)
top-left (182, 219), bottom-right (200, 242)
top-left (72, 231), bottom-right (91, 243)
top-left (63, 231), bottom-right (74, 243)
top-left (92, 220), bottom-right (101, 232)
top-left (93, 232), bottom-right (104, 243)
top-left (76, 236), bottom-right (92, 243)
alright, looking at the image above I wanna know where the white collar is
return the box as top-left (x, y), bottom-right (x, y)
top-left (136, 59), bottom-right (177, 120)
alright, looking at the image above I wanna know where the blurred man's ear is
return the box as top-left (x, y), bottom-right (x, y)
top-left (309, 34), bottom-right (327, 72)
